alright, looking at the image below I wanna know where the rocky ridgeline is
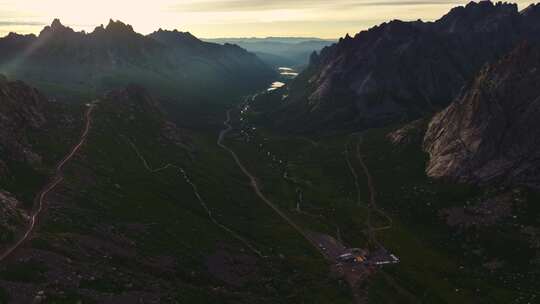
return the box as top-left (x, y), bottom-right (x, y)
top-left (272, 1), bottom-right (540, 132)
top-left (424, 43), bottom-right (540, 188)
top-left (0, 19), bottom-right (274, 101)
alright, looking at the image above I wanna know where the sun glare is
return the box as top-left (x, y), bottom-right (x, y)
top-left (0, 0), bottom-right (538, 38)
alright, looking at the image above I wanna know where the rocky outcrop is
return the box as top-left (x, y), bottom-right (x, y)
top-left (0, 190), bottom-right (28, 243)
top-left (424, 43), bottom-right (540, 188)
top-left (269, 1), bottom-right (540, 133)
top-left (0, 76), bottom-right (48, 164)
top-left (387, 119), bottom-right (425, 146)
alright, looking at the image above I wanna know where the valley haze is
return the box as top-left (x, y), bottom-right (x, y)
top-left (0, 1), bottom-right (539, 304)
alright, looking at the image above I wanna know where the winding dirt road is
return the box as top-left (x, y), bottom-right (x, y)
top-left (345, 143), bottom-right (363, 208)
top-left (0, 103), bottom-right (96, 262)
top-left (348, 136), bottom-right (393, 247)
top-left (218, 109), bottom-right (326, 257)
top-left (224, 108), bottom-right (373, 303)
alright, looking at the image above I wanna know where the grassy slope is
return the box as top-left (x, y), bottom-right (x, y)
top-left (231, 97), bottom-right (540, 303)
top-left (2, 83), bottom-right (537, 302)
top-left (358, 128), bottom-right (539, 303)
top-left (0, 97), bottom-right (351, 302)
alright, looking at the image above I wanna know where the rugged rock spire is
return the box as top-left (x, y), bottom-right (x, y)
top-left (267, 1), bottom-right (540, 133)
top-left (424, 43), bottom-right (540, 188)
top-left (105, 19), bottom-right (135, 34)
top-left (38, 18), bottom-right (77, 38)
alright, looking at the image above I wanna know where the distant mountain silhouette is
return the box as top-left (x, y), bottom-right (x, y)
top-left (263, 1), bottom-right (540, 133)
top-left (205, 37), bottom-right (335, 68)
top-left (0, 19), bottom-right (275, 102)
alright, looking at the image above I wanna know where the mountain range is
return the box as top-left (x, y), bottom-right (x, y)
top-left (260, 1), bottom-right (540, 133)
top-left (1, 1), bottom-right (540, 303)
top-left (0, 19), bottom-right (275, 102)
top-left (205, 37), bottom-right (335, 68)
top-left (424, 42), bottom-right (540, 189)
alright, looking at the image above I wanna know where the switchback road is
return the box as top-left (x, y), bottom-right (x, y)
top-left (0, 102), bottom-right (96, 262)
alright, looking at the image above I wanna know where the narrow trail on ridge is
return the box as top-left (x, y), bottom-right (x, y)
top-left (126, 137), bottom-right (264, 258)
top-left (0, 103), bottom-right (97, 262)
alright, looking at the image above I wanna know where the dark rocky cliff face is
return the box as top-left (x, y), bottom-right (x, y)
top-left (0, 76), bottom-right (48, 164)
top-left (0, 77), bottom-right (53, 235)
top-left (423, 43), bottom-right (540, 189)
top-left (269, 1), bottom-right (540, 133)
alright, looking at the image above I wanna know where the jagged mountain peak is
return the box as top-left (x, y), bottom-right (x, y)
top-left (50, 18), bottom-right (64, 29)
top-left (270, 1), bottom-right (540, 133)
top-left (521, 3), bottom-right (540, 29)
top-left (436, 0), bottom-right (519, 33)
top-left (105, 19), bottom-right (135, 34)
top-left (448, 0), bottom-right (519, 16)
top-left (39, 18), bottom-right (77, 37)
top-left (522, 2), bottom-right (540, 15)
top-left (0, 17), bottom-right (275, 101)
top-left (378, 19), bottom-right (425, 37)
top-left (88, 19), bottom-right (138, 37)
top-left (2, 32), bottom-right (36, 42)
top-left (149, 28), bottom-right (200, 43)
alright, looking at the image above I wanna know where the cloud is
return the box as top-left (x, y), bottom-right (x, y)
top-left (168, 0), bottom-right (462, 12)
top-left (0, 21), bottom-right (46, 27)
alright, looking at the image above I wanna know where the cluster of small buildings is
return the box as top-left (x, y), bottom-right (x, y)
top-left (338, 248), bottom-right (369, 263)
top-left (337, 248), bottom-right (399, 266)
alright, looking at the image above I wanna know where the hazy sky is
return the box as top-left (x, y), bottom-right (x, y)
top-left (0, 0), bottom-right (536, 38)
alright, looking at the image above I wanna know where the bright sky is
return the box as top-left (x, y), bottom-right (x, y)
top-left (0, 0), bottom-right (536, 39)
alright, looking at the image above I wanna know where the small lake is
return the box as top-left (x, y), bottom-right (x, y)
top-left (267, 67), bottom-right (298, 91)
top-left (267, 81), bottom-right (285, 91)
top-left (279, 67), bottom-right (299, 77)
